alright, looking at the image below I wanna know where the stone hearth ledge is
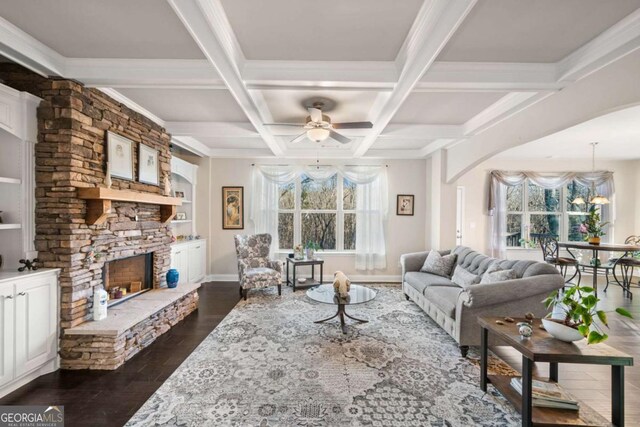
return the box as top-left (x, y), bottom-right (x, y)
top-left (65, 283), bottom-right (201, 337)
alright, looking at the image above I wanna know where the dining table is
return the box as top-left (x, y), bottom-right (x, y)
top-left (557, 241), bottom-right (640, 294)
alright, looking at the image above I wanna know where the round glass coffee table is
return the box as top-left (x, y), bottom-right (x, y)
top-left (306, 284), bottom-right (377, 334)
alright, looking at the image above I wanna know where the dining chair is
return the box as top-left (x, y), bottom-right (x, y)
top-left (539, 235), bottom-right (581, 285)
top-left (608, 235), bottom-right (640, 299)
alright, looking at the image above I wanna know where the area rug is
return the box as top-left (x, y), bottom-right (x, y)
top-left (127, 285), bottom-right (520, 426)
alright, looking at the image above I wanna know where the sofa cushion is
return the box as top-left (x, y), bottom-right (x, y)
top-left (451, 265), bottom-right (480, 289)
top-left (523, 262), bottom-right (562, 277)
top-left (424, 286), bottom-right (462, 319)
top-left (404, 271), bottom-right (457, 294)
top-left (420, 250), bottom-right (457, 277)
top-left (480, 268), bottom-right (517, 284)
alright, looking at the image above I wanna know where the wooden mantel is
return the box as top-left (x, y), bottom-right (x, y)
top-left (76, 187), bottom-right (182, 225)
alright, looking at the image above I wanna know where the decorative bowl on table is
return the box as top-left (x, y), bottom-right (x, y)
top-left (541, 318), bottom-right (583, 342)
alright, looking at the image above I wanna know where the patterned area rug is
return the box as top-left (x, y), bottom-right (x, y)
top-left (127, 285), bottom-right (520, 426)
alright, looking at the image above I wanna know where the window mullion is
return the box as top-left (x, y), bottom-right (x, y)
top-left (337, 174), bottom-right (344, 251)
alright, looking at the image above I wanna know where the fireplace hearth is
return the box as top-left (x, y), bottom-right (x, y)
top-left (103, 253), bottom-right (153, 307)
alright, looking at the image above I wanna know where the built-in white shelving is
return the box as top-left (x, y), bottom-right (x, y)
top-left (0, 83), bottom-right (40, 269)
top-left (170, 156), bottom-right (198, 237)
top-left (171, 220), bottom-right (192, 224)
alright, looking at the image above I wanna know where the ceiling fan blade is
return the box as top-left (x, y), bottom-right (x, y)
top-left (329, 130), bottom-right (351, 144)
top-left (290, 132), bottom-right (308, 143)
top-left (332, 121), bottom-right (373, 129)
top-left (308, 107), bottom-right (323, 123)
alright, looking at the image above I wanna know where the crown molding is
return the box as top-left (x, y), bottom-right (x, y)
top-left (97, 87), bottom-right (165, 127)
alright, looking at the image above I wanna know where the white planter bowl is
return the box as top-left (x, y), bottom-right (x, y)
top-left (542, 318), bottom-right (584, 342)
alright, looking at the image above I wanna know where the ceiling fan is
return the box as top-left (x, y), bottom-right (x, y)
top-left (265, 101), bottom-right (373, 144)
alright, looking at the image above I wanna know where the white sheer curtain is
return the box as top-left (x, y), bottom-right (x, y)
top-left (250, 164), bottom-right (388, 270)
top-left (488, 170), bottom-right (615, 258)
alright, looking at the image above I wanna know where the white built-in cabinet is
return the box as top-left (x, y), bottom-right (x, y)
top-left (0, 269), bottom-right (59, 397)
top-left (171, 240), bottom-right (206, 285)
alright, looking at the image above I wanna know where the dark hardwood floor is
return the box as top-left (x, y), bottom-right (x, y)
top-left (1, 278), bottom-right (639, 426)
top-left (0, 281), bottom-right (240, 427)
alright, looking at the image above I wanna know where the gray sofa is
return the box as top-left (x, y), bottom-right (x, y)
top-left (400, 246), bottom-right (564, 356)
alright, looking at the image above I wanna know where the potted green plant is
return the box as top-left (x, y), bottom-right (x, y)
top-left (542, 284), bottom-right (632, 343)
top-left (579, 206), bottom-right (609, 245)
top-left (305, 241), bottom-right (320, 259)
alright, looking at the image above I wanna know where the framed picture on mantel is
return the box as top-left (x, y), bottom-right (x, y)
top-left (107, 132), bottom-right (134, 180)
top-left (138, 143), bottom-right (159, 186)
top-left (222, 186), bottom-right (244, 229)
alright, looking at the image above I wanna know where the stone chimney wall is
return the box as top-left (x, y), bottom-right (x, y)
top-left (0, 64), bottom-right (173, 329)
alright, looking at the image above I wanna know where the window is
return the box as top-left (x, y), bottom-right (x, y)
top-left (277, 174), bottom-right (356, 251)
top-left (505, 180), bottom-right (591, 247)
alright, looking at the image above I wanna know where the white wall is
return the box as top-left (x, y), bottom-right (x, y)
top-left (453, 157), bottom-right (639, 261)
top-left (206, 158), bottom-right (427, 281)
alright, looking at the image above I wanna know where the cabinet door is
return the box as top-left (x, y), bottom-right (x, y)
top-left (188, 243), bottom-right (205, 283)
top-left (0, 286), bottom-right (15, 387)
top-left (171, 247), bottom-right (189, 285)
top-left (14, 274), bottom-right (57, 377)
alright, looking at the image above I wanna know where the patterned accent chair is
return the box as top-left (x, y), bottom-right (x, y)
top-left (234, 233), bottom-right (283, 300)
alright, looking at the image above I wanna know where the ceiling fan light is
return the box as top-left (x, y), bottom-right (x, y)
top-left (307, 128), bottom-right (330, 142)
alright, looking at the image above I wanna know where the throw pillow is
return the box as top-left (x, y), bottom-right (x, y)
top-left (451, 265), bottom-right (480, 289)
top-left (483, 261), bottom-right (503, 276)
top-left (420, 250), bottom-right (457, 278)
top-left (480, 268), bottom-right (517, 284)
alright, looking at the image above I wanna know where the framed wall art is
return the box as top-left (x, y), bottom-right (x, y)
top-left (397, 194), bottom-right (415, 216)
top-left (107, 132), bottom-right (134, 180)
top-left (138, 143), bottom-right (159, 185)
top-left (222, 186), bottom-right (244, 229)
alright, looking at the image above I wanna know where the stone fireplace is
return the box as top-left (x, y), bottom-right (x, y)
top-left (103, 253), bottom-right (153, 305)
top-left (0, 64), bottom-right (200, 370)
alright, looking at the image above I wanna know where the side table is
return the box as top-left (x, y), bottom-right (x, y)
top-left (286, 258), bottom-right (324, 291)
top-left (478, 316), bottom-right (633, 427)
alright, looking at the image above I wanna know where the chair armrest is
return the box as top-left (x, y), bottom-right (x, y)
top-left (268, 260), bottom-right (283, 273)
top-left (460, 274), bottom-right (564, 308)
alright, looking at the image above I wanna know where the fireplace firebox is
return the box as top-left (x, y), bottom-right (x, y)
top-left (103, 253), bottom-right (153, 306)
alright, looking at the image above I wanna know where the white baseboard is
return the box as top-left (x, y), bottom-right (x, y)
top-left (0, 358), bottom-right (58, 399)
top-left (204, 274), bottom-right (400, 283)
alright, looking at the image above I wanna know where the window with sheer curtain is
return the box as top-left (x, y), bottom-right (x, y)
top-left (277, 174), bottom-right (356, 251)
top-left (506, 180), bottom-right (592, 247)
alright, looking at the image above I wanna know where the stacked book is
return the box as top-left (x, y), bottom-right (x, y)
top-left (510, 377), bottom-right (579, 411)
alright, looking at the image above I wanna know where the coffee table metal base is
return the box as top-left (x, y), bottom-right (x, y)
top-left (314, 303), bottom-right (368, 334)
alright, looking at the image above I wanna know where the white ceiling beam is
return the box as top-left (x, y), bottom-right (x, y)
top-left (0, 15), bottom-right (65, 76)
top-left (557, 8), bottom-right (640, 82)
top-left (167, 121), bottom-right (257, 138)
top-left (417, 62), bottom-right (563, 92)
top-left (353, 0), bottom-right (477, 157)
top-left (171, 136), bottom-right (212, 157)
top-left (379, 124), bottom-right (464, 139)
top-left (167, 0), bottom-right (285, 156)
top-left (462, 91), bottom-right (554, 135)
top-left (419, 139), bottom-right (458, 157)
top-left (242, 60), bottom-right (397, 91)
top-left (66, 58), bottom-right (226, 89)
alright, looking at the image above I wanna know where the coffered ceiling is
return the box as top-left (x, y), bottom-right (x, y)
top-left (0, 0), bottom-right (639, 161)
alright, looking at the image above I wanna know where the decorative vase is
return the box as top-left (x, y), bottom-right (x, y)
top-left (306, 248), bottom-right (314, 259)
top-left (163, 174), bottom-right (171, 196)
top-left (541, 318), bottom-right (584, 342)
top-left (105, 162), bottom-right (112, 189)
top-left (166, 268), bottom-right (179, 288)
top-left (588, 236), bottom-right (601, 245)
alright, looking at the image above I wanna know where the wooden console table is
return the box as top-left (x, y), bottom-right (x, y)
top-left (478, 316), bottom-right (633, 427)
